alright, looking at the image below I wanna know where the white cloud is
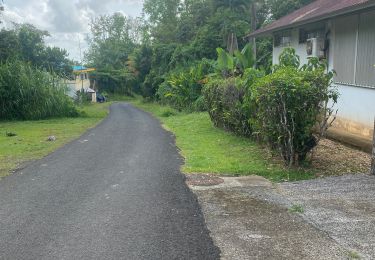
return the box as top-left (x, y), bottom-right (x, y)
top-left (1, 0), bottom-right (144, 61)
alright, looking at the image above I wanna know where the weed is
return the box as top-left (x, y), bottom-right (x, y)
top-left (6, 132), bottom-right (17, 137)
top-left (288, 204), bottom-right (305, 214)
top-left (348, 250), bottom-right (361, 259)
top-left (161, 110), bottom-right (177, 117)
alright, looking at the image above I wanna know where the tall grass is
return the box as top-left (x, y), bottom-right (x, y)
top-left (0, 60), bottom-right (78, 120)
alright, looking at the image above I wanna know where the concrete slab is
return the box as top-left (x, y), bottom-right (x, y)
top-left (280, 174), bottom-right (375, 259)
top-left (188, 175), bottom-right (349, 259)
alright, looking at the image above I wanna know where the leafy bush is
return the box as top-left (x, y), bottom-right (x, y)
top-left (215, 44), bottom-right (255, 78)
top-left (252, 57), bottom-right (338, 166)
top-left (204, 77), bottom-right (251, 136)
top-left (141, 70), bottom-right (164, 99)
top-left (0, 60), bottom-right (78, 120)
top-left (203, 68), bottom-right (264, 136)
top-left (157, 59), bottom-right (214, 111)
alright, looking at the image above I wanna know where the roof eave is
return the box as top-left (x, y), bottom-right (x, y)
top-left (247, 1), bottom-right (375, 39)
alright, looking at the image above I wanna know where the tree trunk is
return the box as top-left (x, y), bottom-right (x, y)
top-left (251, 2), bottom-right (257, 68)
top-left (371, 118), bottom-right (375, 175)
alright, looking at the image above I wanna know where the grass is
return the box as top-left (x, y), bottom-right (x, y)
top-left (348, 250), bottom-right (361, 259)
top-left (130, 99), bottom-right (314, 182)
top-left (0, 102), bottom-right (111, 178)
top-left (288, 204), bottom-right (305, 214)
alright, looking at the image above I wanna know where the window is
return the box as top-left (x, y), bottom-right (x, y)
top-left (274, 30), bottom-right (291, 47)
top-left (299, 28), bottom-right (325, 44)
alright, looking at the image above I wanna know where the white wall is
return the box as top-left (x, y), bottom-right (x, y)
top-left (272, 28), bottom-right (309, 66)
top-left (333, 84), bottom-right (375, 127)
top-left (272, 23), bottom-right (375, 136)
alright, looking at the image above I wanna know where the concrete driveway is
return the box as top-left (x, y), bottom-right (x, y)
top-left (188, 174), bottom-right (375, 259)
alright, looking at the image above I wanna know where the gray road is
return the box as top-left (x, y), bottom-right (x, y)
top-left (0, 103), bottom-right (220, 259)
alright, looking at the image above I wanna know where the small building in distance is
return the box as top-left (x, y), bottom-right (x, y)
top-left (67, 66), bottom-right (97, 102)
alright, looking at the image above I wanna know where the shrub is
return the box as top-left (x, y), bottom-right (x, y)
top-left (141, 70), bottom-right (164, 99)
top-left (157, 59), bottom-right (214, 111)
top-left (204, 77), bottom-right (252, 136)
top-left (252, 58), bottom-right (338, 166)
top-left (0, 60), bottom-right (78, 120)
top-left (203, 68), bottom-right (264, 136)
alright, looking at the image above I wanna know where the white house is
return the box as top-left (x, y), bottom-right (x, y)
top-left (249, 0), bottom-right (375, 152)
top-left (67, 66), bottom-right (97, 102)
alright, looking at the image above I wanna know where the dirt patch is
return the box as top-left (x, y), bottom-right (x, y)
top-left (185, 174), bottom-right (224, 186)
top-left (311, 138), bottom-right (371, 176)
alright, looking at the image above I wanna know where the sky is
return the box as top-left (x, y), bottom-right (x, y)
top-left (1, 0), bottom-right (144, 62)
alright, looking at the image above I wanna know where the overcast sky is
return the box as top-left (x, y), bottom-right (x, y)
top-left (1, 0), bottom-right (144, 62)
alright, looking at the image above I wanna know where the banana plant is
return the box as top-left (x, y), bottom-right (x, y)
top-left (216, 43), bottom-right (255, 78)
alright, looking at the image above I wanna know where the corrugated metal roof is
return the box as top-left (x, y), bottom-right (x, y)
top-left (248, 0), bottom-right (375, 37)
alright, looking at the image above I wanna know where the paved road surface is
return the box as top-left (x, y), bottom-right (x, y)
top-left (0, 103), bottom-right (220, 259)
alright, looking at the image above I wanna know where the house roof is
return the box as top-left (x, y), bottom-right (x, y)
top-left (73, 65), bottom-right (87, 71)
top-left (248, 0), bottom-right (375, 37)
top-left (72, 66), bottom-right (96, 74)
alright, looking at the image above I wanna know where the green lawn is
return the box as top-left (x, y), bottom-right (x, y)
top-left (0, 103), bottom-right (111, 178)
top-left (130, 100), bottom-right (313, 182)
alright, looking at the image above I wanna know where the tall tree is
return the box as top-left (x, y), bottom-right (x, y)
top-left (143, 0), bottom-right (180, 43)
top-left (266, 0), bottom-right (314, 20)
top-left (85, 13), bottom-right (138, 69)
top-left (15, 24), bottom-right (50, 66)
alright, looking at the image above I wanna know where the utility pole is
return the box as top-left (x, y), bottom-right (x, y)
top-left (371, 117), bottom-right (375, 175)
top-left (251, 2), bottom-right (257, 68)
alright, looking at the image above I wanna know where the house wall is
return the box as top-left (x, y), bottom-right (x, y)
top-left (272, 12), bottom-right (375, 148)
top-left (273, 28), bottom-right (309, 65)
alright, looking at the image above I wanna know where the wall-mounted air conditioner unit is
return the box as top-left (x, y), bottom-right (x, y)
top-left (306, 38), bottom-right (325, 58)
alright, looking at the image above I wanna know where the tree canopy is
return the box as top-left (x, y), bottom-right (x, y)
top-left (83, 0), bottom-right (314, 95)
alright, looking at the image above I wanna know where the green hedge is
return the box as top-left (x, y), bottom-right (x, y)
top-left (203, 49), bottom-right (338, 166)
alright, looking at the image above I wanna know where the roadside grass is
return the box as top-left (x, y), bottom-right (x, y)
top-left (130, 99), bottom-right (313, 182)
top-left (0, 102), bottom-right (111, 178)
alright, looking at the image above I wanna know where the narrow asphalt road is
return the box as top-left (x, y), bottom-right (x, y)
top-left (0, 103), bottom-right (220, 259)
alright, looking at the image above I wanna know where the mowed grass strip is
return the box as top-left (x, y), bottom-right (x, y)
top-left (130, 100), bottom-right (313, 182)
top-left (0, 102), bottom-right (111, 178)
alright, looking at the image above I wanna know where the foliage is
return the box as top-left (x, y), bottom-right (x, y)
top-left (141, 70), bottom-right (165, 99)
top-left (266, 0), bottom-right (314, 20)
top-left (252, 53), bottom-right (338, 166)
top-left (0, 25), bottom-right (73, 77)
top-left (204, 77), bottom-right (251, 136)
top-left (288, 204), bottom-right (304, 213)
top-left (203, 68), bottom-right (264, 136)
top-left (85, 13), bottom-right (141, 94)
top-left (0, 60), bottom-right (78, 120)
top-left (216, 43), bottom-right (255, 78)
top-left (130, 99), bottom-right (313, 182)
top-left (85, 13), bottom-right (138, 69)
top-left (276, 47), bottom-right (300, 68)
top-left (92, 68), bottom-right (136, 95)
top-left (157, 59), bottom-right (214, 111)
